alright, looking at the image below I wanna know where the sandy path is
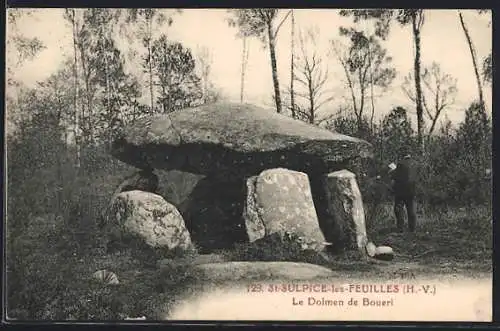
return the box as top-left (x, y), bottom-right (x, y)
top-left (152, 260), bottom-right (492, 321)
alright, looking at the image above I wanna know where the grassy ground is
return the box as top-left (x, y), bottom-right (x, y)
top-left (367, 202), bottom-right (491, 265)
top-left (6, 200), bottom-right (492, 321)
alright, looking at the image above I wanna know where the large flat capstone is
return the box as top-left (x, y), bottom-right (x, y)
top-left (111, 103), bottom-right (373, 177)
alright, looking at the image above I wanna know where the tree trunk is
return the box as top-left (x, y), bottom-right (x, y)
top-left (161, 84), bottom-right (167, 113)
top-left (290, 9), bottom-right (296, 119)
top-left (458, 11), bottom-right (485, 109)
top-left (56, 108), bottom-right (64, 212)
top-left (412, 16), bottom-right (425, 152)
top-left (358, 67), bottom-right (366, 132)
top-left (267, 23), bottom-right (282, 113)
top-left (368, 44), bottom-right (376, 133)
top-left (148, 17), bottom-right (154, 111)
top-left (79, 46), bottom-right (93, 147)
top-left (148, 42), bottom-right (154, 110)
top-left (359, 87), bottom-right (365, 130)
top-left (70, 11), bottom-right (81, 171)
top-left (428, 114), bottom-right (439, 137)
top-left (308, 72), bottom-right (315, 124)
top-left (335, 50), bottom-right (359, 125)
top-left (203, 67), bottom-right (209, 104)
top-left (308, 93), bottom-right (314, 124)
top-left (240, 36), bottom-right (248, 103)
top-left (132, 98), bottom-right (138, 121)
top-left (102, 36), bottom-right (112, 145)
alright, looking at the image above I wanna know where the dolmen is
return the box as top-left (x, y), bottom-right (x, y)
top-left (105, 102), bottom-right (393, 261)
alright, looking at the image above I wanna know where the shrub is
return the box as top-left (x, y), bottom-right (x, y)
top-left (227, 232), bottom-right (329, 266)
top-left (328, 103), bottom-right (491, 208)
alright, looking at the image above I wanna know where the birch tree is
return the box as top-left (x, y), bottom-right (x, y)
top-left (196, 45), bottom-right (219, 104)
top-left (402, 62), bottom-right (457, 137)
top-left (228, 9), bottom-right (292, 113)
top-left (123, 9), bottom-right (175, 111)
top-left (290, 9), bottom-right (296, 118)
top-left (292, 28), bottom-right (332, 124)
top-left (240, 36), bottom-right (250, 103)
top-left (63, 9), bottom-right (83, 168)
top-left (331, 28), bottom-right (395, 131)
top-left (340, 9), bottom-right (426, 152)
top-left (458, 10), bottom-right (485, 109)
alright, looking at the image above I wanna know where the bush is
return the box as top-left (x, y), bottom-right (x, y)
top-left (328, 104), bottom-right (491, 208)
top-left (227, 232), bottom-right (330, 266)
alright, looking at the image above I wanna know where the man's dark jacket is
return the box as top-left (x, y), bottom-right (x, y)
top-left (391, 157), bottom-right (417, 197)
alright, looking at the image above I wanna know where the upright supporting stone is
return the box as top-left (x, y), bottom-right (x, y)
top-left (243, 168), bottom-right (327, 252)
top-left (112, 169), bottom-right (159, 198)
top-left (322, 170), bottom-right (368, 257)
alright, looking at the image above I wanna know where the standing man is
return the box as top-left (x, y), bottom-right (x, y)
top-left (388, 148), bottom-right (418, 232)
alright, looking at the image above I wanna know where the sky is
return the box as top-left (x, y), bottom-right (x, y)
top-left (7, 8), bottom-right (492, 127)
